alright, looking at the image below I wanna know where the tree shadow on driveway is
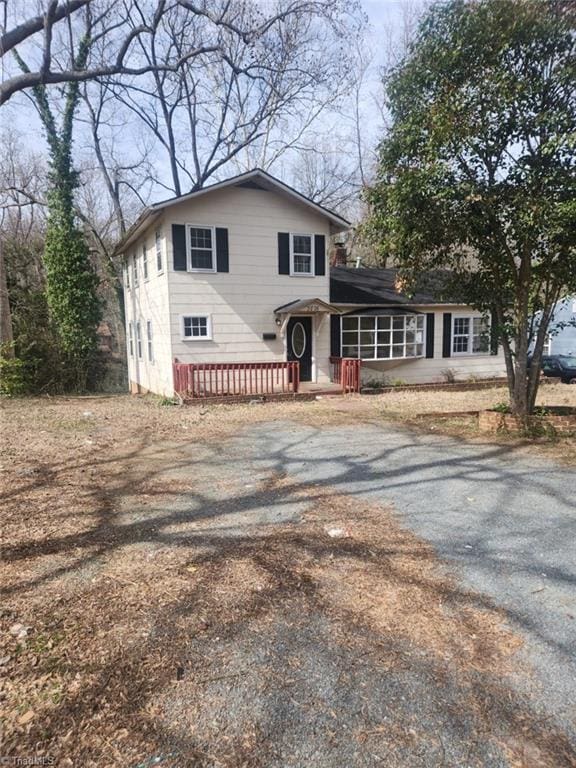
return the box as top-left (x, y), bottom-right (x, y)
top-left (2, 418), bottom-right (576, 766)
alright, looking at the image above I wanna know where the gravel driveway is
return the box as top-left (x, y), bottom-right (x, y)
top-left (231, 420), bottom-right (576, 752)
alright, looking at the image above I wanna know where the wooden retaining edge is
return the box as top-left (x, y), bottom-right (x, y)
top-left (361, 379), bottom-right (508, 395)
top-left (412, 410), bottom-right (480, 420)
top-left (181, 392), bottom-right (318, 406)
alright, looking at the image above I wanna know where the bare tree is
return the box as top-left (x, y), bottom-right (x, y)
top-left (0, 131), bottom-right (47, 354)
top-left (95, 0), bottom-right (365, 195)
top-left (1, 0), bottom-right (362, 107)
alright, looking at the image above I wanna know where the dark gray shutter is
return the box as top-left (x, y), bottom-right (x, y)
top-left (216, 228), bottom-right (229, 272)
top-left (330, 315), bottom-right (341, 357)
top-left (278, 233), bottom-right (290, 274)
top-left (442, 313), bottom-right (452, 357)
top-left (172, 224), bottom-right (187, 271)
top-left (490, 309), bottom-right (499, 355)
top-left (314, 234), bottom-right (326, 276)
top-left (425, 313), bottom-right (435, 358)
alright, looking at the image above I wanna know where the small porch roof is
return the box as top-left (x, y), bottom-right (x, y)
top-left (274, 298), bottom-right (342, 316)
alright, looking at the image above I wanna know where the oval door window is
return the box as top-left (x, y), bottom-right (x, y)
top-left (291, 322), bottom-right (306, 358)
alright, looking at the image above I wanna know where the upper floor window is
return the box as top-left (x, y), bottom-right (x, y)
top-left (188, 226), bottom-right (215, 271)
top-left (132, 252), bottom-right (138, 287)
top-left (181, 314), bottom-right (212, 340)
top-left (124, 260), bottom-right (130, 290)
top-left (142, 243), bottom-right (148, 280)
top-left (155, 229), bottom-right (163, 273)
top-left (342, 314), bottom-right (425, 360)
top-left (290, 233), bottom-right (314, 276)
top-left (452, 315), bottom-right (490, 355)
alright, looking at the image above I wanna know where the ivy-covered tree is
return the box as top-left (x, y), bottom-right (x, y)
top-left (16, 41), bottom-right (101, 390)
top-left (365, 0), bottom-right (576, 423)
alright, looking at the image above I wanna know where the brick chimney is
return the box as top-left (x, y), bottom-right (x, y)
top-left (330, 243), bottom-right (348, 267)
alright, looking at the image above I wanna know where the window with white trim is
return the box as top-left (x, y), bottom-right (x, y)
top-left (341, 314), bottom-right (425, 360)
top-left (188, 226), bottom-right (214, 271)
top-left (136, 321), bottom-right (142, 358)
top-left (124, 260), bottom-right (130, 290)
top-left (132, 252), bottom-right (138, 287)
top-left (543, 334), bottom-right (552, 355)
top-left (128, 322), bottom-right (134, 357)
top-left (290, 233), bottom-right (314, 276)
top-left (142, 243), bottom-right (148, 280)
top-left (146, 320), bottom-right (153, 361)
top-left (452, 315), bottom-right (490, 355)
top-left (155, 229), bottom-right (163, 273)
top-left (181, 315), bottom-right (212, 340)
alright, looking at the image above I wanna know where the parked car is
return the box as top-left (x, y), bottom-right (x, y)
top-left (535, 355), bottom-right (576, 384)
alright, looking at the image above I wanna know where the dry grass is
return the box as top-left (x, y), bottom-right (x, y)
top-left (1, 391), bottom-right (575, 765)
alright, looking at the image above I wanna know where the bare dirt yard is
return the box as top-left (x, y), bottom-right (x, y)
top-left (1, 386), bottom-right (575, 767)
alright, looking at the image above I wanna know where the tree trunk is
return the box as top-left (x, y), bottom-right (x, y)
top-left (0, 239), bottom-right (15, 357)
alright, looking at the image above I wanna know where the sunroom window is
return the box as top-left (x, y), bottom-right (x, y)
top-left (341, 314), bottom-right (425, 360)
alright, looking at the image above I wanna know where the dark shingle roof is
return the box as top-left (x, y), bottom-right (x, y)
top-left (330, 267), bottom-right (458, 306)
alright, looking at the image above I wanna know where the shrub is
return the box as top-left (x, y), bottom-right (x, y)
top-left (0, 349), bottom-right (27, 396)
top-left (440, 368), bottom-right (457, 384)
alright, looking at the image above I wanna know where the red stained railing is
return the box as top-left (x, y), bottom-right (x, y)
top-left (173, 360), bottom-right (300, 399)
top-left (330, 357), bottom-right (361, 394)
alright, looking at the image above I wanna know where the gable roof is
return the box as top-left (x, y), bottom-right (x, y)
top-left (330, 266), bottom-right (462, 306)
top-left (116, 168), bottom-right (350, 253)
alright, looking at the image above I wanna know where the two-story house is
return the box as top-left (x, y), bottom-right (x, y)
top-left (117, 169), bottom-right (507, 398)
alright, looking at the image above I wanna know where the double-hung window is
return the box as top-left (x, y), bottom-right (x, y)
top-left (155, 229), bottom-right (163, 273)
top-left (132, 252), bottom-right (138, 287)
top-left (188, 226), bottom-right (215, 271)
top-left (290, 234), bottom-right (314, 276)
top-left (341, 314), bottom-right (425, 360)
top-left (128, 322), bottom-right (134, 357)
top-left (146, 320), bottom-right (153, 361)
top-left (136, 321), bottom-right (142, 358)
top-left (181, 315), bottom-right (212, 340)
top-left (142, 243), bottom-right (148, 280)
top-left (452, 316), bottom-right (490, 355)
top-left (124, 260), bottom-right (130, 290)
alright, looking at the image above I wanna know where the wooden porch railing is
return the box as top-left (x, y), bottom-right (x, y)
top-left (173, 360), bottom-right (300, 399)
top-left (330, 357), bottom-right (362, 393)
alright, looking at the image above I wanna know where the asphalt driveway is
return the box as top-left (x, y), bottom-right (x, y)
top-left (212, 419), bottom-right (576, 761)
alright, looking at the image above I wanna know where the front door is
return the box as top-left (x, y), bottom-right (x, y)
top-left (287, 316), bottom-right (313, 381)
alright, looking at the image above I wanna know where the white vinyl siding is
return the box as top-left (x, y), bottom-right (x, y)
top-left (166, 185), bottom-right (332, 384)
